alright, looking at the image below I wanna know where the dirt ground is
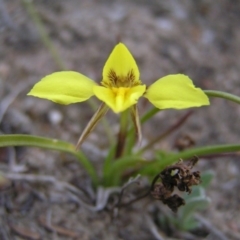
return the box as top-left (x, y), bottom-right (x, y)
top-left (0, 0), bottom-right (240, 239)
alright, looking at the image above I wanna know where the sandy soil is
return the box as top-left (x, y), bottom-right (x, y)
top-left (0, 0), bottom-right (240, 239)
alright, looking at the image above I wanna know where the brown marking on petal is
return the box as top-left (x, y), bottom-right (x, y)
top-left (108, 69), bottom-right (119, 87)
top-left (126, 69), bottom-right (136, 86)
top-left (102, 69), bottom-right (141, 88)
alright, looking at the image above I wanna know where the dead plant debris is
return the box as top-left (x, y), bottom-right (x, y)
top-left (151, 156), bottom-right (201, 212)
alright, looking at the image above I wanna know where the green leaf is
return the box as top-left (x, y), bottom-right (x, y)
top-left (102, 144), bottom-right (117, 186)
top-left (181, 196), bottom-right (210, 231)
top-left (107, 155), bottom-right (148, 185)
top-left (182, 218), bottom-right (199, 231)
top-left (200, 170), bottom-right (215, 188)
top-left (141, 144), bottom-right (240, 180)
top-left (0, 134), bottom-right (98, 186)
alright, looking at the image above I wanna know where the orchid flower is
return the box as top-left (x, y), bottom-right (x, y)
top-left (28, 43), bottom-right (209, 148)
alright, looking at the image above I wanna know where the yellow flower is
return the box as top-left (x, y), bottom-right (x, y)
top-left (28, 43), bottom-right (209, 147)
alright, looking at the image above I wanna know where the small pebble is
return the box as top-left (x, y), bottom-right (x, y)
top-left (48, 110), bottom-right (63, 125)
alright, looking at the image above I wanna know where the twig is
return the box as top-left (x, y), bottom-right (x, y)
top-left (95, 186), bottom-right (121, 211)
top-left (114, 175), bottom-right (150, 211)
top-left (195, 214), bottom-right (228, 240)
top-left (138, 110), bottom-right (193, 154)
top-left (2, 172), bottom-right (97, 210)
top-left (0, 135), bottom-right (27, 173)
top-left (7, 146), bottom-right (27, 173)
top-left (145, 214), bottom-right (165, 240)
top-left (0, 82), bottom-right (32, 123)
top-left (0, 216), bottom-right (12, 240)
top-left (3, 172), bottom-right (123, 212)
top-left (38, 215), bottom-right (79, 238)
top-left (114, 174), bottom-right (141, 210)
top-left (8, 222), bottom-right (41, 240)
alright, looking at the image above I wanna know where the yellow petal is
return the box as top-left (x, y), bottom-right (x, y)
top-left (102, 43), bottom-right (140, 87)
top-left (27, 71), bottom-right (97, 105)
top-left (145, 74), bottom-right (209, 109)
top-left (93, 85), bottom-right (146, 113)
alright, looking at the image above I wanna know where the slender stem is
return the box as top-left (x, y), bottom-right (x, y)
top-left (139, 144), bottom-right (240, 176)
top-left (161, 144), bottom-right (240, 168)
top-left (137, 110), bottom-right (193, 154)
top-left (0, 135), bottom-right (98, 186)
top-left (22, 0), bottom-right (65, 70)
top-left (140, 107), bottom-right (160, 124)
top-left (199, 153), bottom-right (240, 159)
top-left (116, 190), bottom-right (150, 208)
top-left (204, 90), bottom-right (240, 104)
top-left (115, 110), bottom-right (129, 158)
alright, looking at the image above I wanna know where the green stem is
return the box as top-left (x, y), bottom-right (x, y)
top-left (159, 144), bottom-right (240, 170)
top-left (0, 135), bottom-right (98, 186)
top-left (167, 144), bottom-right (240, 162)
top-left (204, 90), bottom-right (240, 104)
top-left (140, 107), bottom-right (160, 124)
top-left (115, 109), bottom-right (129, 158)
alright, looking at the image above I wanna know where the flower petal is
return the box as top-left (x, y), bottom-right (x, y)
top-left (28, 71), bottom-right (97, 105)
top-left (102, 43), bottom-right (140, 86)
top-left (93, 85), bottom-right (146, 113)
top-left (145, 74), bottom-right (209, 109)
